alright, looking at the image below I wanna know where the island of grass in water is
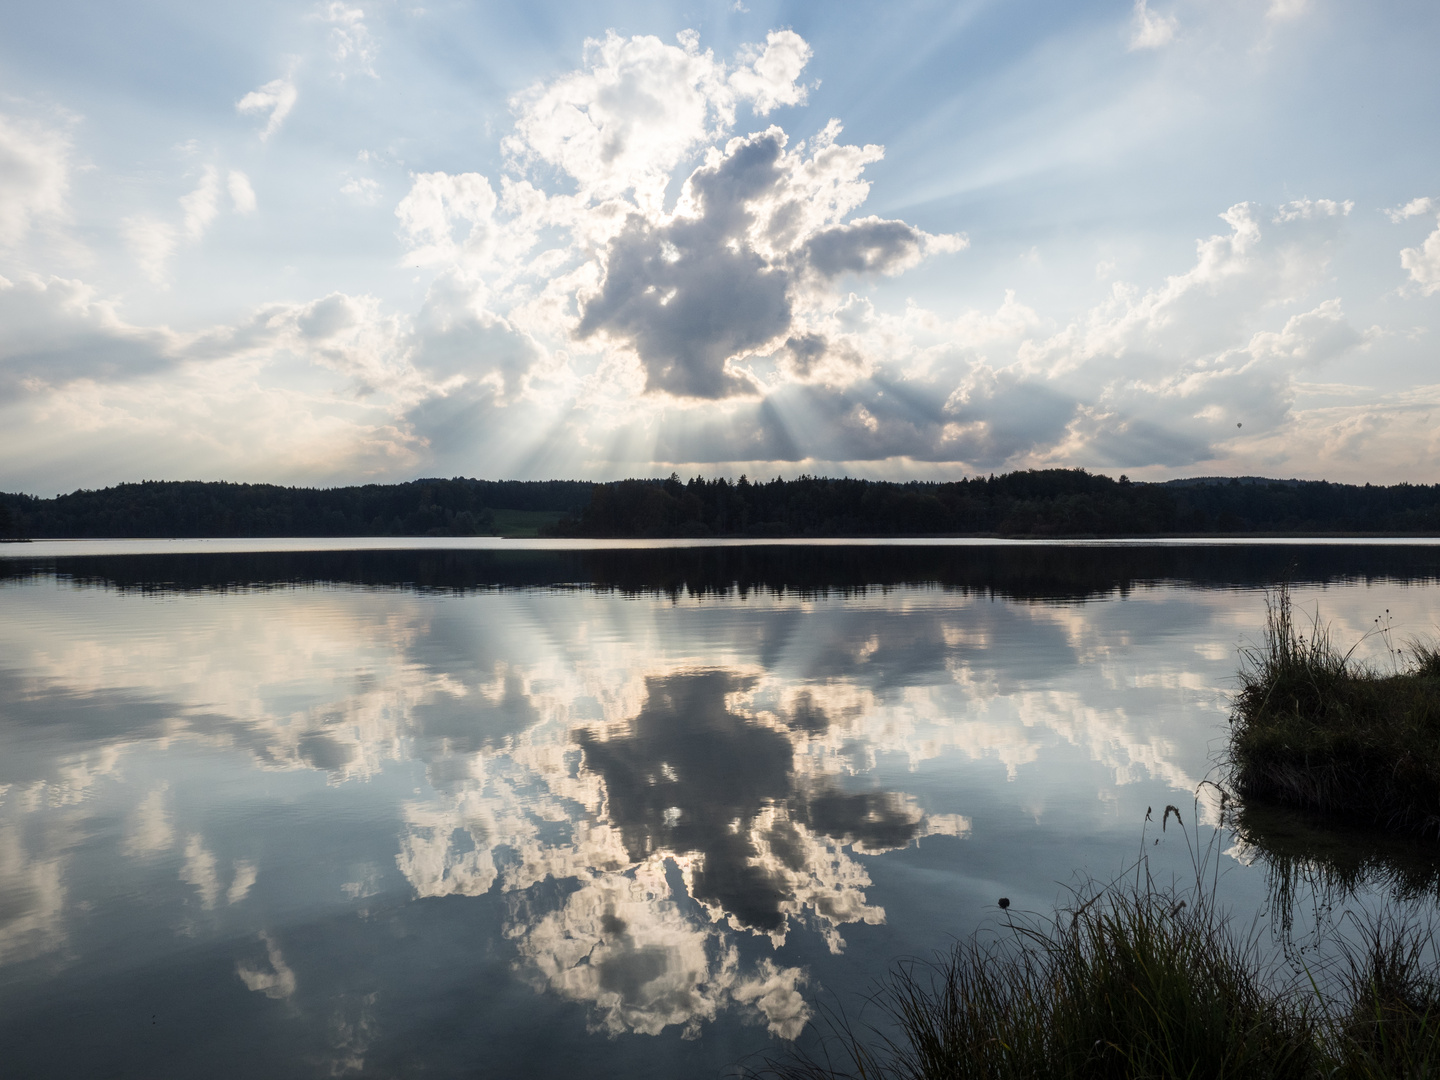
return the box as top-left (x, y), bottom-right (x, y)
top-left (1230, 585), bottom-right (1440, 837)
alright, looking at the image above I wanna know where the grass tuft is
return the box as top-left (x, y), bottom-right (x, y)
top-left (749, 820), bottom-right (1440, 1080)
top-left (1229, 584), bottom-right (1440, 837)
top-left (1330, 911), bottom-right (1440, 1078)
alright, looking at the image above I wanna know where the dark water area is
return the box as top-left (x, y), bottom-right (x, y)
top-left (6, 541), bottom-right (1440, 598)
top-left (2, 542), bottom-right (1440, 1077)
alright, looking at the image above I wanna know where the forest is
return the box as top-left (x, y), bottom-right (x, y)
top-left (2, 470), bottom-right (1440, 539)
top-left (0, 478), bottom-right (590, 539)
top-left (551, 470), bottom-right (1440, 538)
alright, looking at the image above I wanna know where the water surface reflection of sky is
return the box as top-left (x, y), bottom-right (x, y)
top-left (2, 547), bottom-right (1439, 1077)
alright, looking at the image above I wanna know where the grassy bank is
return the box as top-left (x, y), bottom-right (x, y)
top-left (1229, 586), bottom-right (1440, 837)
top-left (753, 836), bottom-right (1440, 1080)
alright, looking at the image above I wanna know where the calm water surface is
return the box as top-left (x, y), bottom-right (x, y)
top-left (3, 543), bottom-right (1440, 1077)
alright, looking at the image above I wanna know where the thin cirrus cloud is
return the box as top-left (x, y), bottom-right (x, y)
top-left (228, 171), bottom-right (257, 215)
top-left (121, 166), bottom-right (257, 282)
top-left (0, 112), bottom-right (71, 248)
top-left (180, 166), bottom-right (221, 240)
top-left (317, 2), bottom-right (377, 77)
top-left (0, 3), bottom-right (1439, 493)
top-left (1128, 0), bottom-right (1177, 51)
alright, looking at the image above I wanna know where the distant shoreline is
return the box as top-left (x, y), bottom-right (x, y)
top-left (6, 535), bottom-right (1440, 563)
top-left (4, 470), bottom-right (1440, 543)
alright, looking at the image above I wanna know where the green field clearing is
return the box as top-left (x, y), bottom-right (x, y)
top-left (490, 508), bottom-right (568, 537)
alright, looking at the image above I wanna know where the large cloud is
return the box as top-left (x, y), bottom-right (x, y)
top-left (393, 31), bottom-right (963, 412)
top-left (376, 29), bottom-right (1389, 477)
top-left (575, 132), bottom-right (796, 398)
top-left (573, 129), bottom-right (961, 399)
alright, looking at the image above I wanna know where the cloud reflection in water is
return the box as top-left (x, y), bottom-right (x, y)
top-left (397, 667), bottom-right (967, 1037)
top-left (5, 554), bottom-right (1436, 1059)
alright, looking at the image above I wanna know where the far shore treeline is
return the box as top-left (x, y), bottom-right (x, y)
top-left (3, 470), bottom-right (1440, 539)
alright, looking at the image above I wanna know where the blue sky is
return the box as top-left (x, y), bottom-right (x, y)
top-left (1, 0), bottom-right (1438, 493)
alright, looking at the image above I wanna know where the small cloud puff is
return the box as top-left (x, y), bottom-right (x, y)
top-left (180, 166), bottom-right (222, 240)
top-left (228, 171), bottom-right (257, 214)
top-left (317, 2), bottom-right (377, 78)
top-left (341, 176), bottom-right (381, 205)
top-left (237, 77), bottom-right (297, 141)
top-left (1273, 198), bottom-right (1352, 223)
top-left (1386, 196), bottom-right (1434, 224)
top-left (1267, 0), bottom-right (1310, 20)
top-left (1401, 225), bottom-right (1440, 296)
top-left (1129, 0), bottom-right (1177, 51)
top-left (728, 31), bottom-right (813, 115)
top-left (1382, 196), bottom-right (1440, 296)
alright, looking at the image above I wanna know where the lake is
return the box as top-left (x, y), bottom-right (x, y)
top-left (3, 541), bottom-right (1440, 1078)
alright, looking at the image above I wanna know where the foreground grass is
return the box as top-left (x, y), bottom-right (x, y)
top-left (751, 829), bottom-right (1440, 1080)
top-left (1229, 585), bottom-right (1440, 837)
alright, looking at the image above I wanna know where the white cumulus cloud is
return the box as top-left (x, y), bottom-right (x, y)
top-left (395, 171), bottom-right (498, 268)
top-left (727, 30), bottom-right (813, 114)
top-left (1385, 196), bottom-right (1433, 223)
top-left (396, 31), bottom-right (962, 409)
top-left (1401, 222), bottom-right (1440, 296)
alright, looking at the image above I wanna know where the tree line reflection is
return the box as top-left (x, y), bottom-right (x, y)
top-left (6, 542), bottom-right (1440, 600)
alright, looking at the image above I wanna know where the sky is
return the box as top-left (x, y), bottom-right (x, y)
top-left (1, 0), bottom-right (1438, 494)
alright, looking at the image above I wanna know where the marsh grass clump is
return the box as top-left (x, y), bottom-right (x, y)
top-left (751, 818), bottom-right (1440, 1080)
top-left (1230, 584), bottom-right (1440, 837)
top-left (754, 814), bottom-right (1317, 1080)
top-left (1331, 913), bottom-right (1440, 1079)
